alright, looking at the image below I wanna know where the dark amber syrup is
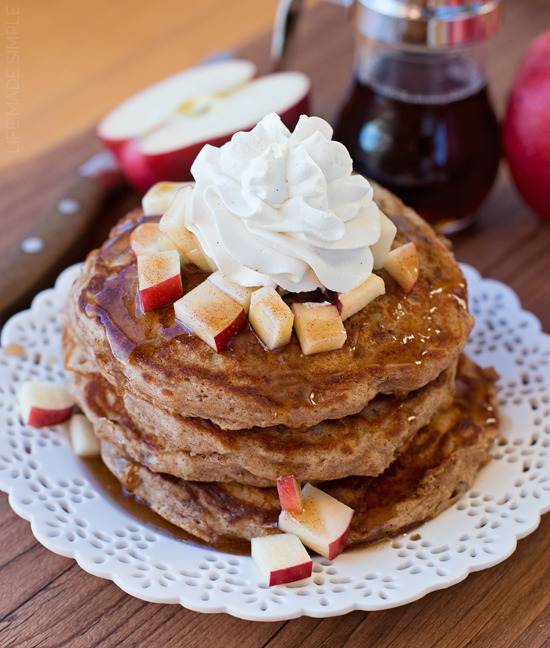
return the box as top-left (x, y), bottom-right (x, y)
top-left (334, 57), bottom-right (501, 233)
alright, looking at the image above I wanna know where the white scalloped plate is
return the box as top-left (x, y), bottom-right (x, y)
top-left (1, 263), bottom-right (549, 620)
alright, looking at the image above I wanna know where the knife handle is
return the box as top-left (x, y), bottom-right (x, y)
top-left (0, 173), bottom-right (110, 320)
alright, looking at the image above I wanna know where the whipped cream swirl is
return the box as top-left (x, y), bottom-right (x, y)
top-left (185, 112), bottom-right (383, 293)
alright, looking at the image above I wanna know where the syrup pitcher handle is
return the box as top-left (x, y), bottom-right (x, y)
top-left (270, 0), bottom-right (355, 72)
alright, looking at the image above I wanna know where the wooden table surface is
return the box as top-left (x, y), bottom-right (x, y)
top-left (1, 1), bottom-right (550, 646)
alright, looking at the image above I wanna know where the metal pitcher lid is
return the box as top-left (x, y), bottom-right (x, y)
top-left (356, 0), bottom-right (502, 47)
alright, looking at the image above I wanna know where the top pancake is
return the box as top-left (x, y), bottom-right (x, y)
top-left (64, 184), bottom-right (473, 430)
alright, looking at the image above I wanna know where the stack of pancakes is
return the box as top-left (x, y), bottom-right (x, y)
top-left (62, 184), bottom-right (499, 552)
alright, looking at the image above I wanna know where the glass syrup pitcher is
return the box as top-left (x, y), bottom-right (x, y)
top-left (332, 0), bottom-right (502, 234)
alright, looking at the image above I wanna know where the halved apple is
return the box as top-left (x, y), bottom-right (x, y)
top-left (276, 476), bottom-right (303, 514)
top-left (207, 271), bottom-right (259, 314)
top-left (333, 273), bottom-right (385, 321)
top-left (18, 381), bottom-right (74, 427)
top-left (291, 301), bottom-right (347, 355)
top-left (137, 249), bottom-right (183, 312)
top-left (142, 181), bottom-right (190, 215)
top-left (98, 59), bottom-right (310, 192)
top-left (69, 414), bottom-right (100, 458)
top-left (174, 280), bottom-right (246, 352)
top-left (249, 286), bottom-right (294, 349)
top-left (278, 483), bottom-right (354, 560)
top-left (384, 241), bottom-right (420, 293)
top-left (251, 533), bottom-right (312, 586)
top-left (130, 222), bottom-right (178, 257)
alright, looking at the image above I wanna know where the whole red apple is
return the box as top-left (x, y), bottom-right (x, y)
top-left (503, 30), bottom-right (550, 221)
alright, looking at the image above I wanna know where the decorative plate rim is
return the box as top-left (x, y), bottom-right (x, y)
top-left (0, 262), bottom-right (549, 621)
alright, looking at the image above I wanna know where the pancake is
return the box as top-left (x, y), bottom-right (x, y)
top-left (63, 183), bottom-right (473, 430)
top-left (64, 332), bottom-right (457, 485)
top-left (98, 355), bottom-right (499, 548)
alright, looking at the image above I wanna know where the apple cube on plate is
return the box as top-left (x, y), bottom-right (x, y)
top-left (174, 280), bottom-right (246, 352)
top-left (249, 286), bottom-right (294, 349)
top-left (141, 181), bottom-right (190, 215)
top-left (277, 476), bottom-right (303, 513)
top-left (18, 381), bottom-right (74, 427)
top-left (137, 249), bottom-right (183, 312)
top-left (130, 222), bottom-right (178, 257)
top-left (333, 273), bottom-right (385, 321)
top-left (383, 241), bottom-right (420, 294)
top-left (371, 211), bottom-right (397, 269)
top-left (208, 271), bottom-right (259, 314)
top-left (251, 533), bottom-right (312, 586)
top-left (291, 302), bottom-right (346, 355)
top-left (69, 414), bottom-right (100, 458)
top-left (279, 483), bottom-right (354, 560)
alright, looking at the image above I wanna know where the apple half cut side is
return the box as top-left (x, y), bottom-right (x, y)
top-left (383, 242), bottom-right (420, 294)
top-left (137, 249), bottom-right (183, 312)
top-left (174, 280), bottom-right (247, 352)
top-left (18, 381), bottom-right (74, 427)
top-left (251, 533), bottom-right (312, 586)
top-left (276, 476), bottom-right (303, 513)
top-left (278, 483), bottom-right (354, 561)
top-left (98, 59), bottom-right (310, 192)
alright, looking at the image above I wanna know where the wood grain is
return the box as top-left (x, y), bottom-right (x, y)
top-left (1, 1), bottom-right (550, 646)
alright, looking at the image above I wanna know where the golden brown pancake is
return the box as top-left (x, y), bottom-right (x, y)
top-left (97, 355), bottom-right (499, 549)
top-left (64, 335), bottom-right (457, 485)
top-left (63, 184), bottom-right (473, 430)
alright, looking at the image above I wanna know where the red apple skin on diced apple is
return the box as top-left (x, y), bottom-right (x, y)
top-left (139, 275), bottom-right (183, 312)
top-left (28, 406), bottom-right (74, 428)
top-left (137, 250), bottom-right (183, 312)
top-left (251, 534), bottom-right (312, 586)
top-left (174, 281), bottom-right (247, 352)
top-left (277, 476), bottom-right (303, 513)
top-left (383, 242), bottom-right (419, 294)
top-left (18, 381), bottom-right (74, 427)
top-left (268, 561), bottom-right (313, 587)
top-left (278, 483), bottom-right (354, 560)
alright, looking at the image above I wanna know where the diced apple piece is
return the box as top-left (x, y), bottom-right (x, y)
top-left (333, 273), bottom-right (385, 320)
top-left (174, 280), bottom-right (246, 352)
top-left (207, 271), bottom-right (259, 314)
top-left (130, 222), bottom-right (178, 257)
top-left (137, 249), bottom-right (183, 312)
top-left (251, 533), bottom-right (312, 586)
top-left (371, 211), bottom-right (397, 269)
top-left (159, 185), bottom-right (197, 254)
top-left (18, 381), bottom-right (74, 427)
top-left (141, 181), bottom-right (190, 215)
top-left (249, 286), bottom-right (294, 349)
top-left (384, 241), bottom-right (420, 294)
top-left (277, 476), bottom-right (303, 513)
top-left (279, 483), bottom-right (354, 560)
top-left (184, 247), bottom-right (217, 273)
top-left (69, 414), bottom-right (100, 458)
top-left (291, 302), bottom-right (346, 355)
